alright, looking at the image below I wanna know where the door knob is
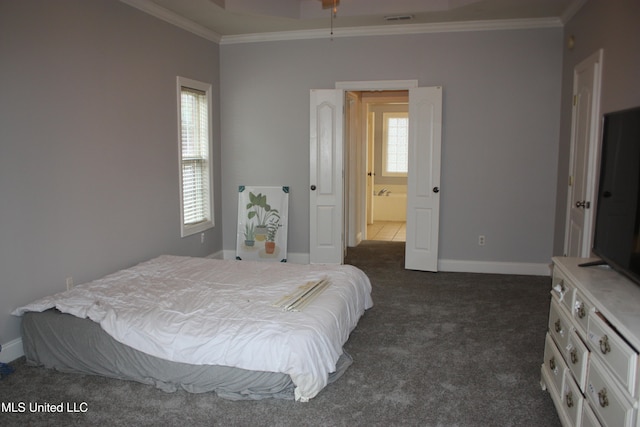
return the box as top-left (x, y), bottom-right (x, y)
top-left (310, 185), bottom-right (316, 191)
top-left (575, 201), bottom-right (590, 208)
top-left (433, 187), bottom-right (440, 193)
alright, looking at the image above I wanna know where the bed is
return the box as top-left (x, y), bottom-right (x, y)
top-left (13, 255), bottom-right (373, 401)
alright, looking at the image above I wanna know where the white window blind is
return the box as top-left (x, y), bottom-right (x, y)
top-left (177, 77), bottom-right (213, 237)
top-left (382, 112), bottom-right (409, 176)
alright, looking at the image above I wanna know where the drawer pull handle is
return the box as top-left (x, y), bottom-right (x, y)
top-left (549, 356), bottom-right (556, 372)
top-left (599, 335), bottom-right (611, 354)
top-left (598, 388), bottom-right (609, 408)
top-left (554, 319), bottom-right (562, 333)
top-left (565, 391), bottom-right (574, 408)
top-left (570, 348), bottom-right (578, 364)
top-left (576, 302), bottom-right (586, 319)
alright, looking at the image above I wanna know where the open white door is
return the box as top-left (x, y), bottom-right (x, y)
top-left (405, 86), bottom-right (443, 271)
top-left (310, 89), bottom-right (343, 264)
top-left (564, 50), bottom-right (603, 257)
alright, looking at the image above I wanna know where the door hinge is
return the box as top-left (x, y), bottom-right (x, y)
top-left (568, 175), bottom-right (573, 187)
top-left (573, 95), bottom-right (577, 106)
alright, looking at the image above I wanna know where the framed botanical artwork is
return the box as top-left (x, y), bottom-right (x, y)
top-left (236, 186), bottom-right (289, 262)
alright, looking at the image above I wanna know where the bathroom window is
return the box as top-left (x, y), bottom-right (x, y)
top-left (382, 112), bottom-right (409, 177)
top-left (177, 76), bottom-right (214, 237)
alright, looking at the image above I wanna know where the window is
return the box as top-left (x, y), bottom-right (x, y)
top-left (382, 112), bottom-right (409, 177)
top-left (177, 77), bottom-right (213, 237)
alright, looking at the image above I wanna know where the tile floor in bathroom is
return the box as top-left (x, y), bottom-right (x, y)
top-left (366, 221), bottom-right (406, 242)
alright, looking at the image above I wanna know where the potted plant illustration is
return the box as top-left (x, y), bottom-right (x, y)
top-left (243, 222), bottom-right (255, 247)
top-left (265, 217), bottom-right (280, 254)
top-left (246, 192), bottom-right (279, 242)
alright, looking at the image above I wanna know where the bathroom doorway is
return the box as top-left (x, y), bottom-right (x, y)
top-left (314, 81), bottom-right (441, 268)
top-left (347, 90), bottom-right (409, 243)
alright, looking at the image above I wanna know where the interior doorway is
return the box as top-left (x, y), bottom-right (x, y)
top-left (313, 80), bottom-right (441, 270)
top-left (345, 90), bottom-right (409, 243)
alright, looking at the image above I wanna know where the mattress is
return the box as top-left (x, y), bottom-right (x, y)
top-left (21, 309), bottom-right (353, 400)
top-left (14, 255), bottom-right (373, 401)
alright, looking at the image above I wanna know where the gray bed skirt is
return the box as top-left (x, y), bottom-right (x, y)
top-left (21, 309), bottom-right (352, 400)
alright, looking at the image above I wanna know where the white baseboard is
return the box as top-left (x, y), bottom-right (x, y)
top-left (221, 249), bottom-right (309, 264)
top-left (439, 259), bottom-right (552, 276)
top-left (206, 250), bottom-right (225, 259)
top-left (222, 249), bottom-right (551, 275)
top-left (0, 338), bottom-right (24, 363)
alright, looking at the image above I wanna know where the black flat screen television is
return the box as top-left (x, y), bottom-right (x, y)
top-left (585, 106), bottom-right (640, 284)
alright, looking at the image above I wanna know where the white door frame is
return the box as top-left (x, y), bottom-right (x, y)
top-left (310, 80), bottom-right (441, 271)
top-left (336, 80), bottom-right (419, 252)
top-left (345, 91), bottom-right (361, 247)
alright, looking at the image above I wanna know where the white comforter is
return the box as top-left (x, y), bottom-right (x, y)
top-left (13, 255), bottom-right (373, 401)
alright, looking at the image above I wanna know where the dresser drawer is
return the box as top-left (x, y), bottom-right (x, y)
top-left (573, 289), bottom-right (593, 335)
top-left (562, 369), bottom-right (584, 426)
top-left (552, 267), bottom-right (575, 313)
top-left (587, 311), bottom-right (638, 398)
top-left (543, 333), bottom-right (567, 397)
top-left (566, 328), bottom-right (589, 392)
top-left (586, 356), bottom-right (635, 427)
top-left (581, 402), bottom-right (602, 427)
top-left (549, 298), bottom-right (571, 350)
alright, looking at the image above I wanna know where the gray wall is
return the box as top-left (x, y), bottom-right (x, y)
top-left (220, 28), bottom-right (563, 264)
top-left (553, 0), bottom-right (640, 255)
top-left (0, 0), bottom-right (222, 346)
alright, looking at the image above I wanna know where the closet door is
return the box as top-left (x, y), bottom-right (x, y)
top-left (309, 89), bottom-right (343, 264)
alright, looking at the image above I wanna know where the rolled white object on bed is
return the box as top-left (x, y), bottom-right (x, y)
top-left (273, 278), bottom-right (331, 311)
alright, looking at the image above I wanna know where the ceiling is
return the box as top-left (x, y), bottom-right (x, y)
top-left (122, 0), bottom-right (586, 43)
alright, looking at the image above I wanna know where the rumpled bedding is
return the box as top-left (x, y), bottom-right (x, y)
top-left (13, 255), bottom-right (373, 401)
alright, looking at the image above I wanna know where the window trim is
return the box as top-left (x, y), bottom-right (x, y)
top-left (381, 111), bottom-right (409, 177)
top-left (177, 76), bottom-right (214, 237)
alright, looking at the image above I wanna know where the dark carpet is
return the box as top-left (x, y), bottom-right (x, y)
top-left (0, 241), bottom-right (560, 426)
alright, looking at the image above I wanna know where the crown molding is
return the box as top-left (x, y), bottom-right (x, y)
top-left (219, 17), bottom-right (563, 45)
top-left (120, 0), bottom-right (222, 43)
top-left (560, 0), bottom-right (588, 24)
top-left (119, 0), bottom-right (562, 46)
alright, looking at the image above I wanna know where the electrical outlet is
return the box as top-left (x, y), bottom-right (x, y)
top-left (66, 277), bottom-right (74, 291)
top-left (478, 235), bottom-right (486, 246)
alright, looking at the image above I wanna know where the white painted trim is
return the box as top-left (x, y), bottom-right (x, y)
top-left (206, 250), bottom-right (225, 259)
top-left (222, 249), bottom-right (309, 264)
top-left (560, 0), bottom-right (589, 24)
top-left (119, 0), bottom-right (222, 43)
top-left (336, 80), bottom-right (418, 90)
top-left (438, 259), bottom-right (552, 276)
top-left (119, 0), bottom-right (563, 46)
top-left (223, 248), bottom-right (551, 276)
top-left (0, 338), bottom-right (24, 363)
top-left (220, 17), bottom-right (562, 45)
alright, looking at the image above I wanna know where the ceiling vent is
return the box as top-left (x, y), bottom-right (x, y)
top-left (384, 15), bottom-right (414, 22)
